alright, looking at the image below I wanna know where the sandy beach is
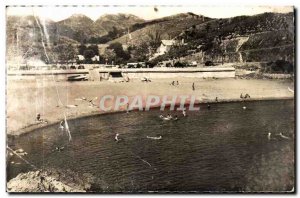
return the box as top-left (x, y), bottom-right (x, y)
top-left (6, 77), bottom-right (294, 136)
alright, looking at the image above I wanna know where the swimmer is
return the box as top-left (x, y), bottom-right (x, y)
top-left (59, 121), bottom-right (64, 130)
top-left (268, 132), bottom-right (271, 140)
top-left (278, 132), bottom-right (290, 140)
top-left (115, 133), bottom-right (120, 142)
top-left (54, 146), bottom-right (64, 152)
top-left (173, 115), bottom-right (178, 121)
top-left (207, 104), bottom-right (211, 110)
top-left (182, 110), bottom-right (186, 117)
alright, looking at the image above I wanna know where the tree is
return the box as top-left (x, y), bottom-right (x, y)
top-left (83, 49), bottom-right (95, 63)
top-left (128, 43), bottom-right (150, 62)
top-left (53, 44), bottom-right (76, 64)
top-left (87, 45), bottom-right (99, 56)
top-left (78, 45), bottom-right (87, 55)
top-left (107, 42), bottom-right (130, 64)
top-left (102, 48), bottom-right (116, 64)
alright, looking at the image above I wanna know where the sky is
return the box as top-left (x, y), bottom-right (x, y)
top-left (6, 5), bottom-right (293, 21)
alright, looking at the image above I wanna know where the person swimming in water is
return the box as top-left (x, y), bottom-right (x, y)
top-left (182, 110), bottom-right (186, 117)
top-left (59, 120), bottom-right (64, 130)
top-left (115, 133), bottom-right (120, 142)
top-left (268, 132), bottom-right (271, 140)
top-left (278, 132), bottom-right (290, 140)
top-left (167, 114), bottom-right (172, 119)
top-left (173, 115), bottom-right (178, 120)
top-left (207, 104), bottom-right (211, 110)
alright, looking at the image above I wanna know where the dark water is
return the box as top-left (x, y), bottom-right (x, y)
top-left (7, 100), bottom-right (294, 192)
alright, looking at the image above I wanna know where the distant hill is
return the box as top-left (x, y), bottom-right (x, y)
top-left (94, 14), bottom-right (145, 36)
top-left (109, 13), bottom-right (211, 46)
top-left (6, 12), bottom-right (294, 65)
top-left (6, 15), bottom-right (79, 63)
top-left (6, 13), bottom-right (144, 63)
top-left (56, 14), bottom-right (97, 43)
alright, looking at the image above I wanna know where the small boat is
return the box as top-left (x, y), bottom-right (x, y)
top-left (147, 136), bottom-right (162, 140)
top-left (67, 75), bottom-right (88, 81)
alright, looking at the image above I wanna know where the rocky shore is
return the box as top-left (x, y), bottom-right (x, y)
top-left (7, 168), bottom-right (102, 193)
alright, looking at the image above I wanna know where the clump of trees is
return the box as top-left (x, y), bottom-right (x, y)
top-left (77, 44), bottom-right (100, 64)
top-left (52, 44), bottom-right (76, 64)
top-left (263, 60), bottom-right (293, 74)
top-left (107, 42), bottom-right (130, 64)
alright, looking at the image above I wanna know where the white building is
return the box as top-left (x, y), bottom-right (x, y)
top-left (156, 40), bottom-right (177, 55)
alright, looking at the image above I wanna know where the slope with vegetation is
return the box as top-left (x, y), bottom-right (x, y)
top-left (149, 12), bottom-right (294, 70)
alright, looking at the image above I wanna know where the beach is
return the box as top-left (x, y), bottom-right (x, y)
top-left (6, 77), bottom-right (294, 136)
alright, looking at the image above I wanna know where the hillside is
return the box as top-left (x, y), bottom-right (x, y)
top-left (6, 13), bottom-right (144, 63)
top-left (6, 15), bottom-right (80, 64)
top-left (6, 12), bottom-right (294, 65)
top-left (109, 13), bottom-right (211, 46)
top-left (150, 12), bottom-right (294, 64)
top-left (56, 14), bottom-right (97, 43)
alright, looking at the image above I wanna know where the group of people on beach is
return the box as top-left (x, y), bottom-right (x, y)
top-left (240, 93), bottom-right (251, 99)
top-left (170, 81), bottom-right (179, 86)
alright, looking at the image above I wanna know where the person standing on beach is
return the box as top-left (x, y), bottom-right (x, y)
top-left (192, 82), bottom-right (195, 91)
top-left (215, 97), bottom-right (218, 102)
top-left (177, 81), bottom-right (179, 86)
top-left (36, 113), bottom-right (41, 121)
top-left (126, 102), bottom-right (130, 113)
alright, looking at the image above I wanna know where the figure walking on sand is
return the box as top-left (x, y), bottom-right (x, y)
top-left (192, 82), bottom-right (195, 91)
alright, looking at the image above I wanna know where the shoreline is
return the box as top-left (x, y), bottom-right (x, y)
top-left (7, 96), bottom-right (294, 138)
top-left (6, 78), bottom-right (294, 136)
